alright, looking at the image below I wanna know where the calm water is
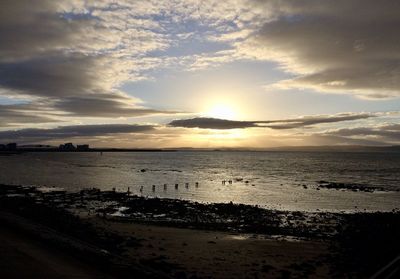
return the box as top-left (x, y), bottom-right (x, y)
top-left (1, 151), bottom-right (399, 212)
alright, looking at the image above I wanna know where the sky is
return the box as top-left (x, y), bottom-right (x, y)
top-left (0, 0), bottom-right (400, 148)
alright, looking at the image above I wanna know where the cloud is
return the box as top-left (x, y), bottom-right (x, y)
top-left (52, 97), bottom-right (175, 118)
top-left (325, 124), bottom-right (400, 142)
top-left (0, 124), bottom-right (155, 142)
top-left (0, 55), bottom-right (110, 98)
top-left (0, 104), bottom-right (59, 127)
top-left (169, 113), bottom-right (375, 130)
top-left (260, 113), bottom-right (375, 130)
top-left (169, 117), bottom-right (257, 129)
top-left (241, 0), bottom-right (400, 98)
top-left (1, 0), bottom-right (398, 133)
top-left (0, 0), bottom-right (104, 62)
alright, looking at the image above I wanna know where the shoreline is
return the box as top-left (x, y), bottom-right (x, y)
top-left (1, 183), bottom-right (399, 278)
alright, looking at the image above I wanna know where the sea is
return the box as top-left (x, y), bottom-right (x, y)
top-left (1, 151), bottom-right (399, 212)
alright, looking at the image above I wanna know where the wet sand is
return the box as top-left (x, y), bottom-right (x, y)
top-left (90, 217), bottom-right (331, 278)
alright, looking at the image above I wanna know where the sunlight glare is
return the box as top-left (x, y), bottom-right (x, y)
top-left (206, 103), bottom-right (237, 120)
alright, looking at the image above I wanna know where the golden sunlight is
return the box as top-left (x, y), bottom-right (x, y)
top-left (205, 103), bottom-right (238, 120)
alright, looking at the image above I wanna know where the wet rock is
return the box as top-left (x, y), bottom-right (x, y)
top-left (316, 181), bottom-right (386, 192)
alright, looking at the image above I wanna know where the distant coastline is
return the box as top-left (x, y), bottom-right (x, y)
top-left (0, 146), bottom-right (400, 154)
top-left (1, 143), bottom-right (400, 153)
top-left (5, 148), bottom-right (176, 153)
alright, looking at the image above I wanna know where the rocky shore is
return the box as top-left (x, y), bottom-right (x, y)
top-left (1, 184), bottom-right (399, 278)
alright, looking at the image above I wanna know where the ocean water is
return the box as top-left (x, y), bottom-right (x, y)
top-left (0, 151), bottom-right (399, 212)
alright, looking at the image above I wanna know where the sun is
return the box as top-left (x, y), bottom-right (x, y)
top-left (206, 103), bottom-right (237, 120)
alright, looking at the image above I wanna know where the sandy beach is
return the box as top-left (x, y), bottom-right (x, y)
top-left (1, 184), bottom-right (399, 278)
top-left (0, 219), bottom-right (113, 279)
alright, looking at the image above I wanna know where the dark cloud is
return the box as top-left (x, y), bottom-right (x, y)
top-left (250, 0), bottom-right (400, 98)
top-left (169, 118), bottom-right (257, 129)
top-left (169, 113), bottom-right (375, 130)
top-left (0, 55), bottom-right (102, 98)
top-left (0, 124), bottom-right (155, 142)
top-left (0, 0), bottom-right (93, 62)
